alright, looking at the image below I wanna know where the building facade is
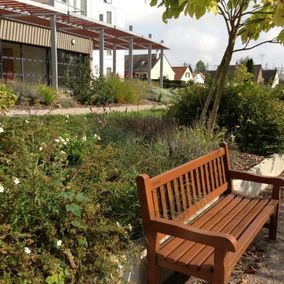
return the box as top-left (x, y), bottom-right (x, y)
top-left (0, 0), bottom-right (165, 88)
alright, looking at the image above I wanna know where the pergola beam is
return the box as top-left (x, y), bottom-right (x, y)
top-left (99, 28), bottom-right (104, 77)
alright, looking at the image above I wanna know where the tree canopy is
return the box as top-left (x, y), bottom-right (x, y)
top-left (195, 60), bottom-right (207, 73)
top-left (151, 0), bottom-right (284, 132)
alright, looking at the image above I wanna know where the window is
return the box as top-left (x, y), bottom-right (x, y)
top-left (106, 11), bottom-right (112, 24)
top-left (106, 50), bottom-right (112, 56)
top-left (80, 0), bottom-right (87, 16)
top-left (185, 72), bottom-right (191, 78)
top-left (106, 67), bottom-right (112, 76)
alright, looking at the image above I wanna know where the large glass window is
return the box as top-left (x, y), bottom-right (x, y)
top-left (2, 42), bottom-right (21, 81)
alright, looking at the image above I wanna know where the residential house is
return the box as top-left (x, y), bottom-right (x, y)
top-left (262, 69), bottom-right (280, 88)
top-left (172, 66), bottom-right (193, 82)
top-left (124, 52), bottom-right (175, 81)
top-left (193, 72), bottom-right (205, 84)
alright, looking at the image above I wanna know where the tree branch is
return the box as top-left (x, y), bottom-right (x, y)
top-left (218, 4), bottom-right (231, 34)
top-left (233, 38), bottom-right (279, 53)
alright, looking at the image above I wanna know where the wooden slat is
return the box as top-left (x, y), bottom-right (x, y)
top-left (204, 163), bottom-right (211, 194)
top-left (220, 156), bottom-right (226, 184)
top-left (200, 198), bottom-right (271, 271)
top-left (173, 178), bottom-right (182, 215)
top-left (213, 159), bottom-right (219, 188)
top-left (194, 168), bottom-right (202, 200)
top-left (158, 194), bottom-right (235, 259)
top-left (151, 148), bottom-right (225, 188)
top-left (217, 157), bottom-right (223, 185)
top-left (179, 175), bottom-right (188, 211)
top-left (200, 166), bottom-right (207, 196)
top-left (152, 189), bottom-right (160, 217)
top-left (209, 160), bottom-right (215, 191)
top-left (189, 171), bottom-right (197, 205)
top-left (176, 197), bottom-right (244, 265)
top-left (160, 186), bottom-right (168, 219)
top-left (191, 198), bottom-right (258, 270)
top-left (184, 173), bottom-right (192, 207)
top-left (166, 182), bottom-right (176, 219)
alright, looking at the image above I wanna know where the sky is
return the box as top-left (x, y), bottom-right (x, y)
top-left (113, 0), bottom-right (284, 71)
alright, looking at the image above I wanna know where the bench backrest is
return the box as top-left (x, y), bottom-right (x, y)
top-left (137, 143), bottom-right (232, 235)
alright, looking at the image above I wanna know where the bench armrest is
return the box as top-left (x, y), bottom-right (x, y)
top-left (149, 218), bottom-right (238, 252)
top-left (229, 170), bottom-right (284, 199)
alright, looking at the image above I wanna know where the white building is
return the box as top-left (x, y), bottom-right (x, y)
top-left (0, 0), bottom-right (166, 88)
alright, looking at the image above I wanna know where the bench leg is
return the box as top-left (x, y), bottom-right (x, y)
top-left (269, 206), bottom-right (279, 241)
top-left (147, 251), bottom-right (160, 284)
top-left (213, 249), bottom-right (230, 284)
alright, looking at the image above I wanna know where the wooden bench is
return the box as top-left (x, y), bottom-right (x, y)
top-left (136, 143), bottom-right (283, 284)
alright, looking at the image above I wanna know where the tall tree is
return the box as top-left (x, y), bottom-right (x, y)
top-left (195, 60), bottom-right (207, 73)
top-left (150, 0), bottom-right (284, 132)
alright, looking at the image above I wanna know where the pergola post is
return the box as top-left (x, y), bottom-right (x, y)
top-left (128, 37), bottom-right (133, 79)
top-left (113, 44), bottom-right (117, 75)
top-left (147, 44), bottom-right (152, 85)
top-left (20, 44), bottom-right (24, 82)
top-left (50, 14), bottom-right (58, 90)
top-left (0, 38), bottom-right (3, 80)
top-left (159, 48), bottom-right (164, 88)
top-left (99, 28), bottom-right (104, 77)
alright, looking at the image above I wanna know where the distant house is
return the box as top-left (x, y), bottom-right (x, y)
top-left (262, 69), bottom-right (280, 88)
top-left (206, 64), bottom-right (264, 83)
top-left (172, 66), bottom-right (193, 82)
top-left (124, 53), bottom-right (175, 81)
top-left (193, 72), bottom-right (206, 84)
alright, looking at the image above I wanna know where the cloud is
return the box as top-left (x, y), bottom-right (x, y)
top-left (120, 0), bottom-right (284, 70)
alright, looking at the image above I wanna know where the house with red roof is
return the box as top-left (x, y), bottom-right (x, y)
top-left (172, 66), bottom-right (193, 82)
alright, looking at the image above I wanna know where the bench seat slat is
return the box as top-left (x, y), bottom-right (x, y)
top-left (157, 194), bottom-right (235, 258)
top-left (157, 194), bottom-right (277, 274)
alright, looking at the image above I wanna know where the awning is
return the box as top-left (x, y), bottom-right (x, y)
top-left (0, 0), bottom-right (168, 50)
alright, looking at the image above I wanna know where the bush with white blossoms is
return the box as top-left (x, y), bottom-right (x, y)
top-left (0, 112), bottom-right (222, 283)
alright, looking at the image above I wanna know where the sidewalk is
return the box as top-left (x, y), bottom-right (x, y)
top-left (7, 104), bottom-right (165, 117)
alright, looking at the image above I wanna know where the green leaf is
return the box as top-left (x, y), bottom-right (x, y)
top-left (71, 220), bottom-right (86, 229)
top-left (75, 192), bottom-right (89, 203)
top-left (66, 203), bottom-right (81, 217)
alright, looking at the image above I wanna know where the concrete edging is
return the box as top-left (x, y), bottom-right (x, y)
top-left (124, 154), bottom-right (284, 283)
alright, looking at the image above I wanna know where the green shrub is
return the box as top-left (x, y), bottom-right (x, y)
top-left (0, 113), bottom-right (223, 282)
top-left (146, 86), bottom-right (175, 104)
top-left (167, 84), bottom-right (209, 125)
top-left (0, 83), bottom-right (17, 111)
top-left (38, 84), bottom-right (57, 106)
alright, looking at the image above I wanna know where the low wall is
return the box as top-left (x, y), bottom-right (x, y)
top-left (233, 154), bottom-right (284, 195)
top-left (124, 154), bottom-right (284, 283)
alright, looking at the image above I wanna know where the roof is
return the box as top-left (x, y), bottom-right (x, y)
top-left (125, 54), bottom-right (159, 72)
top-left (172, 67), bottom-right (187, 80)
top-left (206, 64), bottom-right (263, 82)
top-left (0, 0), bottom-right (168, 50)
top-left (262, 69), bottom-right (278, 84)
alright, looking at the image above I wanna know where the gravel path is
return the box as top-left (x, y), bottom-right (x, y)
top-left (7, 104), bottom-right (165, 117)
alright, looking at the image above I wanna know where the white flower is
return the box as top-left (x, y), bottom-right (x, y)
top-left (39, 147), bottom-right (43, 151)
top-left (60, 150), bottom-right (66, 155)
top-left (82, 136), bottom-right (87, 142)
top-left (25, 120), bottom-right (29, 124)
top-left (24, 247), bottom-right (31, 255)
top-left (55, 138), bottom-right (60, 143)
top-left (127, 223), bottom-right (132, 232)
top-left (65, 115), bottom-right (69, 120)
top-left (94, 134), bottom-right (101, 141)
top-left (0, 184), bottom-right (4, 193)
top-left (56, 240), bottom-right (62, 248)
top-left (13, 178), bottom-right (20, 185)
top-left (116, 222), bottom-right (121, 228)
top-left (0, 127), bottom-right (4, 134)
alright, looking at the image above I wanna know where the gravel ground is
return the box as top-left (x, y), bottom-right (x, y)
top-left (164, 174), bottom-right (284, 284)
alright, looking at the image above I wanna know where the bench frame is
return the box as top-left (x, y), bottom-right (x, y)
top-left (137, 143), bottom-right (283, 284)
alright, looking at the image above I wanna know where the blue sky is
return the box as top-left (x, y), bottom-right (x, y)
top-left (116, 0), bottom-right (284, 71)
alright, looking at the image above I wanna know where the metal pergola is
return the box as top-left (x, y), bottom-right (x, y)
top-left (0, 0), bottom-right (168, 89)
